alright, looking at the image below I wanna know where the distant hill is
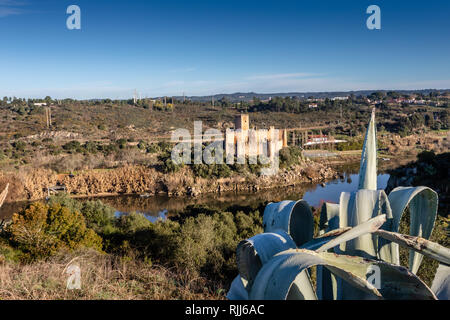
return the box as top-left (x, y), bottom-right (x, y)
top-left (166, 89), bottom-right (449, 103)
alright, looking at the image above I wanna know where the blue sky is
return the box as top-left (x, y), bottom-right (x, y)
top-left (0, 0), bottom-right (449, 99)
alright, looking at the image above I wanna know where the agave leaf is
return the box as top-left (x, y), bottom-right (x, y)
top-left (312, 228), bottom-right (347, 300)
top-left (315, 214), bottom-right (386, 253)
top-left (319, 202), bottom-right (340, 234)
top-left (296, 227), bottom-right (350, 300)
top-left (249, 249), bottom-right (436, 300)
top-left (336, 190), bottom-right (393, 299)
top-left (227, 276), bottom-right (249, 300)
top-left (316, 200), bottom-right (387, 300)
top-left (317, 202), bottom-right (340, 299)
top-left (310, 214), bottom-right (385, 300)
top-left (339, 189), bottom-right (392, 259)
top-left (375, 230), bottom-right (450, 266)
top-left (249, 250), bottom-right (321, 300)
top-left (263, 200), bottom-right (313, 246)
top-left (387, 186), bottom-right (438, 273)
top-left (431, 264), bottom-right (450, 300)
top-left (358, 108), bottom-right (377, 191)
top-left (300, 227), bottom-right (351, 251)
top-left (236, 230), bottom-right (296, 290)
top-left (301, 215), bottom-right (386, 252)
top-left (0, 183), bottom-right (9, 209)
top-left (316, 266), bottom-right (338, 300)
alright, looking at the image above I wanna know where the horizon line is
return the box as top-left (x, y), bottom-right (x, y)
top-left (3, 88), bottom-right (449, 101)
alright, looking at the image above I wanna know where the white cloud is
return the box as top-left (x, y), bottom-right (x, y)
top-left (4, 75), bottom-right (450, 99)
top-left (0, 0), bottom-right (27, 17)
top-left (0, 0), bottom-right (26, 5)
top-left (0, 7), bottom-right (22, 17)
top-left (245, 72), bottom-right (319, 81)
top-left (169, 67), bottom-right (197, 73)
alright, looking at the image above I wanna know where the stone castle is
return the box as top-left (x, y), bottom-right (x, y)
top-left (224, 114), bottom-right (288, 160)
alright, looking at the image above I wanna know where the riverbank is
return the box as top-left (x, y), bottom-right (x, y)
top-left (0, 159), bottom-right (338, 204)
top-left (386, 151), bottom-right (450, 217)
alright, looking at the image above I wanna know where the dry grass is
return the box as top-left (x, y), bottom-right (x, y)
top-left (0, 249), bottom-right (225, 300)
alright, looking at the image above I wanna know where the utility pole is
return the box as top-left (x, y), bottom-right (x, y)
top-left (46, 107), bottom-right (49, 129)
top-left (45, 107), bottom-right (52, 129)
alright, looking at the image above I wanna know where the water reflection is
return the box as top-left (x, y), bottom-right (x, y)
top-left (115, 209), bottom-right (168, 223)
top-left (1, 173), bottom-right (390, 221)
top-left (79, 173), bottom-right (390, 219)
top-left (302, 173), bottom-right (390, 207)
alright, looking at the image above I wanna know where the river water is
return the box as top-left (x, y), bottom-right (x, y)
top-left (1, 172), bottom-right (390, 222)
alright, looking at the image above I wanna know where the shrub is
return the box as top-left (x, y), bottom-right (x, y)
top-left (137, 140), bottom-right (147, 150)
top-left (174, 215), bottom-right (216, 273)
top-left (174, 212), bottom-right (237, 279)
top-left (192, 163), bottom-right (232, 178)
top-left (235, 210), bottom-right (263, 239)
top-left (417, 150), bottom-right (436, 164)
top-left (146, 143), bottom-right (160, 154)
top-left (162, 158), bottom-right (183, 173)
top-left (62, 141), bottom-right (82, 153)
top-left (48, 194), bottom-right (117, 235)
top-left (12, 141), bottom-right (26, 152)
top-left (80, 200), bottom-right (116, 234)
top-left (116, 139), bottom-right (127, 149)
top-left (157, 141), bottom-right (173, 154)
top-left (279, 146), bottom-right (303, 168)
top-left (336, 137), bottom-right (364, 151)
top-left (83, 141), bottom-right (98, 154)
top-left (7, 202), bottom-right (102, 261)
top-left (116, 212), bottom-right (152, 234)
top-left (47, 193), bottom-right (80, 212)
top-left (172, 209), bottom-right (262, 281)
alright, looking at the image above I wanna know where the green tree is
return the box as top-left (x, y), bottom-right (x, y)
top-left (8, 202), bottom-right (102, 260)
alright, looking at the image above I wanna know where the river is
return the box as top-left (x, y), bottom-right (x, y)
top-left (0, 171), bottom-right (390, 222)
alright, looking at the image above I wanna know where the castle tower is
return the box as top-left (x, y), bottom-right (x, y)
top-left (234, 114), bottom-right (249, 131)
top-left (282, 129), bottom-right (288, 148)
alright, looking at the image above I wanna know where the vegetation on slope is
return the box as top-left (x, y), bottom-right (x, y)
top-left (0, 190), bottom-right (447, 299)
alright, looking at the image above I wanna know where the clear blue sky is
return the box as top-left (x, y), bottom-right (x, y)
top-left (1, 0), bottom-right (449, 99)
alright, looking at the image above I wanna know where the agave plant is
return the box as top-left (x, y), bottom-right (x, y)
top-left (0, 183), bottom-right (9, 230)
top-left (228, 109), bottom-right (449, 300)
top-left (0, 183), bottom-right (8, 209)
